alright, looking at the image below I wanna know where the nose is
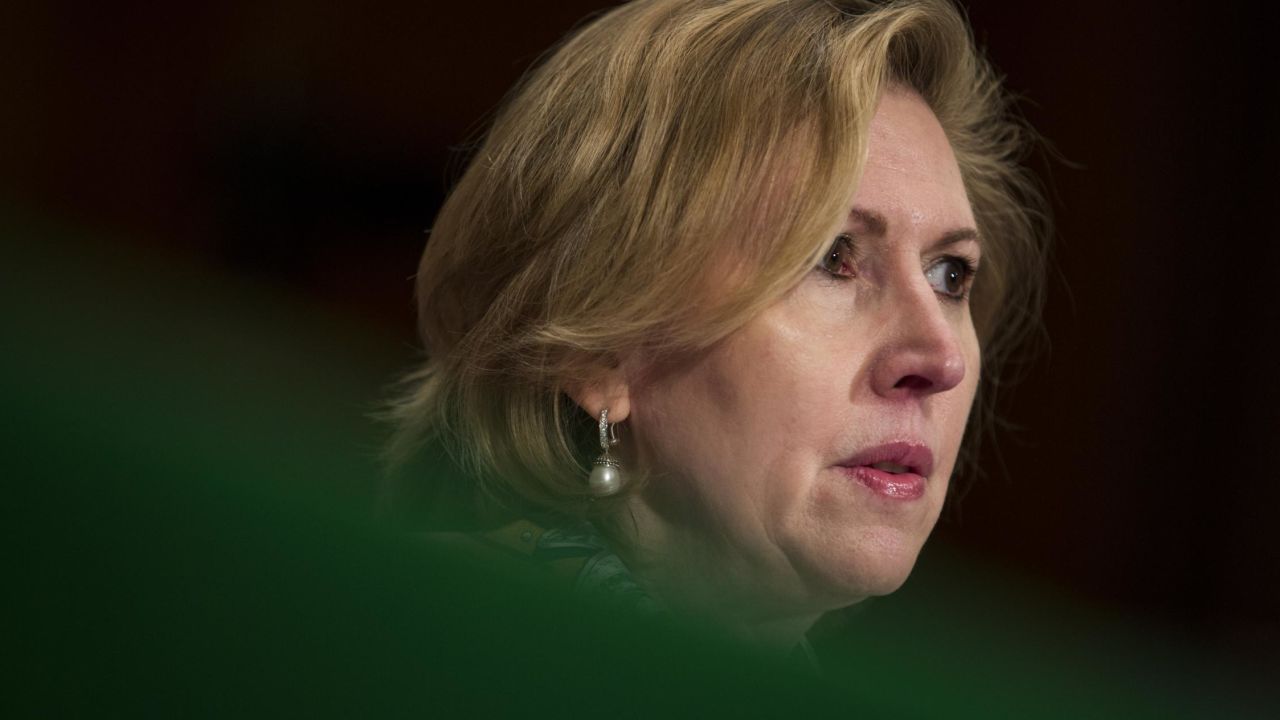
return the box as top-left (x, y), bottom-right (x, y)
top-left (869, 280), bottom-right (968, 399)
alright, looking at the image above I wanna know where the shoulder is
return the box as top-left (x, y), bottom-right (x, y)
top-left (417, 518), bottom-right (595, 585)
top-left (417, 518), bottom-right (661, 615)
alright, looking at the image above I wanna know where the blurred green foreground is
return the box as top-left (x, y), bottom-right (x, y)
top-left (3, 211), bottom-right (1273, 717)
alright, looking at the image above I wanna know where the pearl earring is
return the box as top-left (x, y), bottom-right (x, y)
top-left (588, 408), bottom-right (623, 497)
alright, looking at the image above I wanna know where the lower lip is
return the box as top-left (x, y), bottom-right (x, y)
top-left (840, 466), bottom-right (926, 500)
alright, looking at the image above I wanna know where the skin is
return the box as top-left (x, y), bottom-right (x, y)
top-left (580, 88), bottom-right (982, 648)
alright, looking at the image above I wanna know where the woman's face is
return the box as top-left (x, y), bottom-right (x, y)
top-left (626, 89), bottom-right (981, 617)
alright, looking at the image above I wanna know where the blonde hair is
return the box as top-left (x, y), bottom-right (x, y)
top-left (385, 0), bottom-right (1048, 520)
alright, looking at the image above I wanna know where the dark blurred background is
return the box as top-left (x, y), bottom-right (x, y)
top-left (3, 0), bottom-right (1277, 713)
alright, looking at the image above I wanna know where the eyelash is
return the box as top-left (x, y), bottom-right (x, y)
top-left (818, 234), bottom-right (860, 280)
top-left (928, 255), bottom-right (979, 304)
top-left (816, 233), bottom-right (980, 303)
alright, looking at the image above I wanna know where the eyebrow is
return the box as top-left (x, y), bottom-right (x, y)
top-left (849, 207), bottom-right (981, 249)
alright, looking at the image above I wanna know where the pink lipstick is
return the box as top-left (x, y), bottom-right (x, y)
top-left (837, 442), bottom-right (934, 501)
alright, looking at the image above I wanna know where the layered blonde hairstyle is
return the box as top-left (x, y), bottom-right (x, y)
top-left (386, 0), bottom-right (1047, 520)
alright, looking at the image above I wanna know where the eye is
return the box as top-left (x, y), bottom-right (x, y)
top-left (924, 256), bottom-right (977, 301)
top-left (818, 234), bottom-right (857, 279)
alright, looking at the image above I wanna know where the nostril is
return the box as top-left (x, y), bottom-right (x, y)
top-left (894, 375), bottom-right (933, 391)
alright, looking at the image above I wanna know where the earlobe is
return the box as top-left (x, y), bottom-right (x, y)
top-left (564, 362), bottom-right (635, 497)
top-left (564, 369), bottom-right (631, 424)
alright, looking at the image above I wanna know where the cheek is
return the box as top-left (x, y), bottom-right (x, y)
top-left (631, 319), bottom-right (831, 511)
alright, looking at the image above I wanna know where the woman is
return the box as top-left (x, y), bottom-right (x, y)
top-left (386, 0), bottom-right (1047, 654)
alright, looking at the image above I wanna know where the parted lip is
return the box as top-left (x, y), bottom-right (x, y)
top-left (838, 441), bottom-right (935, 478)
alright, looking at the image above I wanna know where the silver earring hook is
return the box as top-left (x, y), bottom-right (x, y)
top-left (598, 408), bottom-right (612, 454)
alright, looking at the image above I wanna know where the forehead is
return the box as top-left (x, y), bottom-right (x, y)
top-left (855, 89), bottom-right (972, 227)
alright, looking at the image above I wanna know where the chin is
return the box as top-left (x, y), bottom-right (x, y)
top-left (799, 528), bottom-right (930, 607)
top-left (851, 560), bottom-right (917, 598)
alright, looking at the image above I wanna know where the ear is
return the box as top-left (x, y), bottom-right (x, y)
top-left (564, 366), bottom-right (631, 425)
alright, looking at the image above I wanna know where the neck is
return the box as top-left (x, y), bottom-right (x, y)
top-left (609, 498), bottom-right (830, 653)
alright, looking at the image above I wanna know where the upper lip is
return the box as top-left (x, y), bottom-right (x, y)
top-left (839, 441), bottom-right (935, 478)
